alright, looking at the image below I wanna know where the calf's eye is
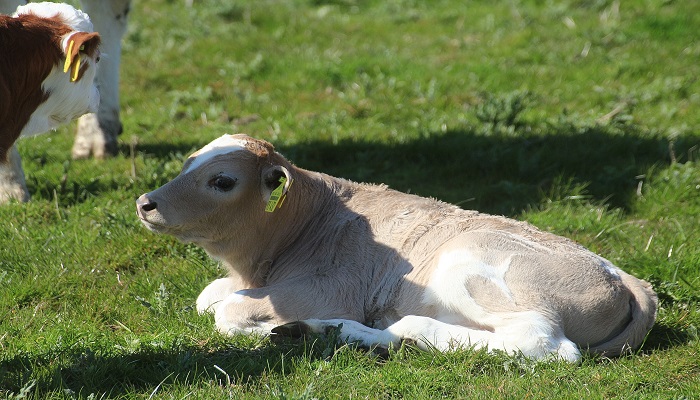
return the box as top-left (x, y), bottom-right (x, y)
top-left (208, 176), bottom-right (237, 192)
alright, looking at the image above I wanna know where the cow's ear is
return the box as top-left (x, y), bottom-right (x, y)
top-left (67, 31), bottom-right (101, 58)
top-left (261, 165), bottom-right (293, 211)
top-left (63, 32), bottom-right (101, 81)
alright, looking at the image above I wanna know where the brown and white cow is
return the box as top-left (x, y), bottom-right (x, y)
top-left (136, 134), bottom-right (658, 362)
top-left (0, 2), bottom-right (101, 203)
top-left (0, 0), bottom-right (131, 160)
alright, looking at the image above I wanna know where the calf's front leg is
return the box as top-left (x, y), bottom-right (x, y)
top-left (212, 289), bottom-right (285, 336)
top-left (201, 278), bottom-right (363, 337)
top-left (196, 277), bottom-right (240, 315)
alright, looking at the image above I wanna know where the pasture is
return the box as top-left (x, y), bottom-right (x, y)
top-left (1, 0), bottom-right (699, 398)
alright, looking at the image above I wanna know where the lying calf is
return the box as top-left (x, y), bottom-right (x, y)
top-left (0, 2), bottom-right (100, 203)
top-left (136, 134), bottom-right (657, 362)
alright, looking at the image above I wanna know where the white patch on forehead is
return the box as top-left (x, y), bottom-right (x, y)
top-left (184, 135), bottom-right (250, 174)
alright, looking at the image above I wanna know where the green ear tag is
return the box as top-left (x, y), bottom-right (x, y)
top-left (265, 177), bottom-right (287, 213)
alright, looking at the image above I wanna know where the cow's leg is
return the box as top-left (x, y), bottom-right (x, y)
top-left (0, 0), bottom-right (25, 14)
top-left (196, 277), bottom-right (240, 314)
top-left (210, 279), bottom-right (363, 337)
top-left (72, 0), bottom-right (131, 159)
top-left (282, 313), bottom-right (581, 362)
top-left (212, 288), bottom-right (288, 336)
top-left (0, 146), bottom-right (30, 204)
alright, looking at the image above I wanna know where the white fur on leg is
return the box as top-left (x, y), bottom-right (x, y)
top-left (383, 314), bottom-right (581, 362)
top-left (73, 113), bottom-right (112, 159)
top-left (212, 290), bottom-right (280, 337)
top-left (214, 313), bottom-right (279, 337)
top-left (298, 314), bottom-right (582, 363)
top-left (300, 319), bottom-right (402, 348)
top-left (72, 0), bottom-right (130, 159)
top-left (0, 146), bottom-right (30, 204)
top-left (197, 279), bottom-right (277, 336)
top-left (196, 277), bottom-right (238, 314)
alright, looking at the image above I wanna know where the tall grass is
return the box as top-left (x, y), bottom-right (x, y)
top-left (1, 0), bottom-right (699, 398)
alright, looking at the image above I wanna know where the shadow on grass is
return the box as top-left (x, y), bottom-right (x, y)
top-left (25, 121), bottom-right (694, 215)
top-left (2, 320), bottom-right (693, 396)
top-left (22, 140), bottom-right (204, 205)
top-left (120, 139), bottom-right (203, 160)
top-left (0, 337), bottom-right (334, 397)
top-left (280, 124), bottom-right (692, 216)
top-left (26, 175), bottom-right (131, 206)
top-left (643, 321), bottom-right (695, 353)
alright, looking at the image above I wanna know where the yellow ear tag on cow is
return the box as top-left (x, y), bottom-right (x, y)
top-left (62, 39), bottom-right (81, 82)
top-left (63, 39), bottom-right (75, 73)
top-left (70, 52), bottom-right (81, 82)
top-left (265, 177), bottom-right (287, 213)
top-left (277, 177), bottom-right (293, 209)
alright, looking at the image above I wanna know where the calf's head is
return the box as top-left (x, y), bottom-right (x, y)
top-left (136, 134), bottom-right (293, 252)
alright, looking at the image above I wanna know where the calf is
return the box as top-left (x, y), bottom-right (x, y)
top-left (136, 134), bottom-right (658, 362)
top-left (0, 2), bottom-right (101, 203)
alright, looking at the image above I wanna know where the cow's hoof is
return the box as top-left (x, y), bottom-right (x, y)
top-left (0, 187), bottom-right (30, 204)
top-left (72, 113), bottom-right (121, 160)
top-left (271, 321), bottom-right (312, 338)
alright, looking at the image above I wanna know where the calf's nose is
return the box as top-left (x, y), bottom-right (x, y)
top-left (136, 194), bottom-right (158, 213)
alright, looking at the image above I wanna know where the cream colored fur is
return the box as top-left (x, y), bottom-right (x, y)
top-left (136, 134), bottom-right (658, 362)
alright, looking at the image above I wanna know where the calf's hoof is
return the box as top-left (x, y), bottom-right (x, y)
top-left (271, 321), bottom-right (313, 338)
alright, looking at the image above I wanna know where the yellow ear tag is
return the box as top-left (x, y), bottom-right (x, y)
top-left (63, 39), bottom-right (75, 73)
top-left (70, 52), bottom-right (81, 82)
top-left (265, 177), bottom-right (287, 213)
top-left (277, 177), bottom-right (293, 209)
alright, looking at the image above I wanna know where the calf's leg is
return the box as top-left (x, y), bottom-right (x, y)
top-left (279, 313), bottom-right (581, 362)
top-left (208, 278), bottom-right (363, 338)
top-left (211, 289), bottom-right (288, 337)
top-left (196, 277), bottom-right (240, 314)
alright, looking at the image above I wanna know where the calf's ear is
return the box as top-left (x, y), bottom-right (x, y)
top-left (261, 165), bottom-right (292, 205)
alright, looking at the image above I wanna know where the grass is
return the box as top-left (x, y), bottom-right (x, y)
top-left (1, 0), bottom-right (699, 398)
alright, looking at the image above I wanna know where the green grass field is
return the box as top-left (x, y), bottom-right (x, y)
top-left (2, 0), bottom-right (699, 398)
